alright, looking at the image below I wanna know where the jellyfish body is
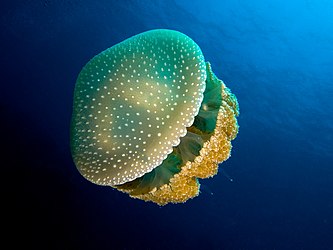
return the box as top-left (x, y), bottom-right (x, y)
top-left (71, 29), bottom-right (239, 205)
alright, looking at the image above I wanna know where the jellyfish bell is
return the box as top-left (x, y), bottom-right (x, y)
top-left (71, 29), bottom-right (239, 205)
top-left (72, 30), bottom-right (206, 186)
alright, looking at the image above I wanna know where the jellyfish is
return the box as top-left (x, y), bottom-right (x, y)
top-left (70, 29), bottom-right (239, 205)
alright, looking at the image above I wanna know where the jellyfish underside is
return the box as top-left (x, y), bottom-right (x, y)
top-left (115, 62), bottom-right (239, 204)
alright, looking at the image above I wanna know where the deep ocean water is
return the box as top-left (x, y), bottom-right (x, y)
top-left (1, 0), bottom-right (332, 249)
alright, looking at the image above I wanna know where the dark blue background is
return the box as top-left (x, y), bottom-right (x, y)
top-left (2, 0), bottom-right (333, 249)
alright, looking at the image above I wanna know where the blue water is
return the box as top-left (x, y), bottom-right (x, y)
top-left (2, 0), bottom-right (333, 249)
